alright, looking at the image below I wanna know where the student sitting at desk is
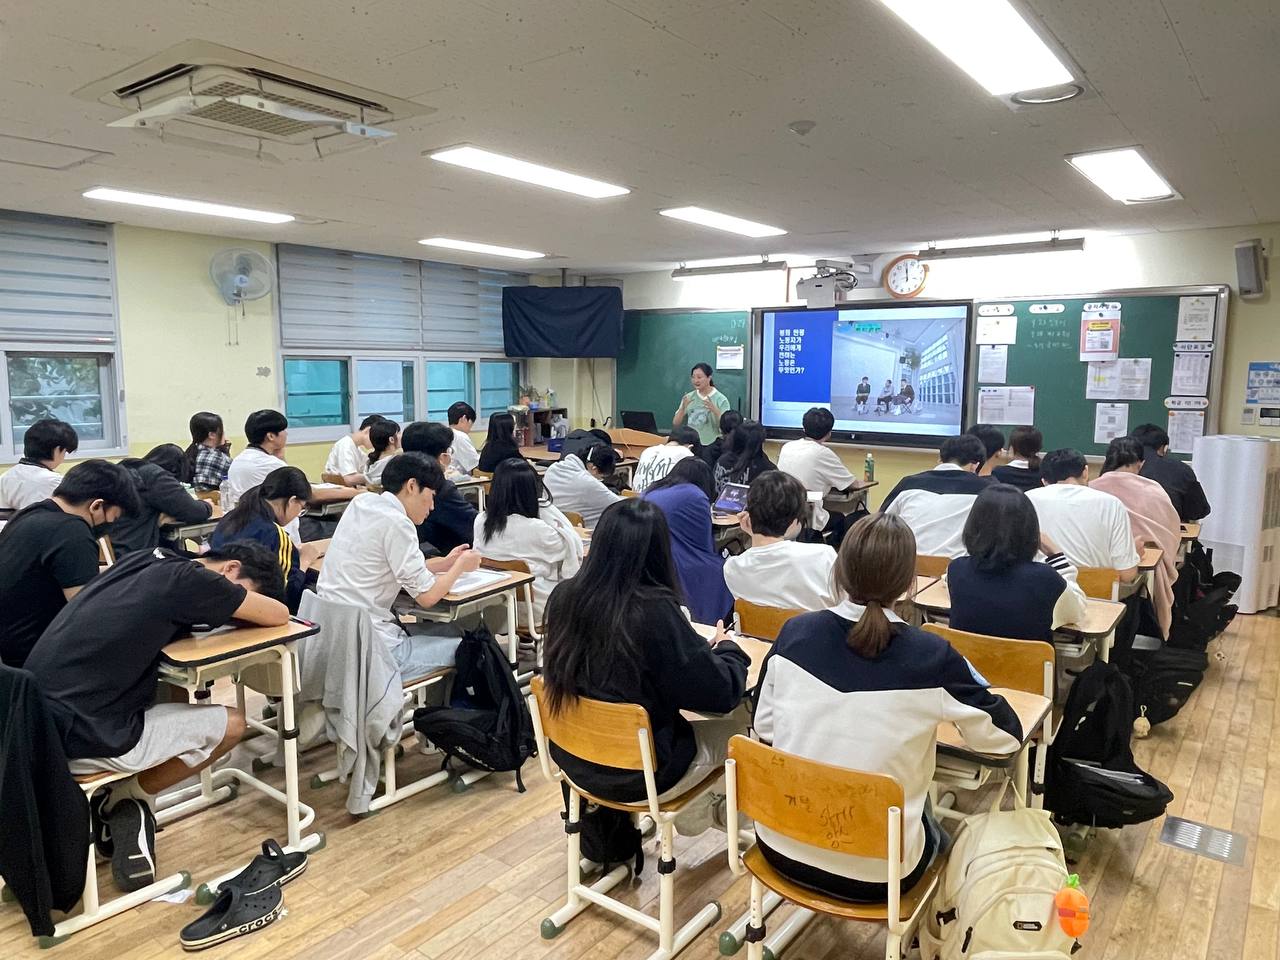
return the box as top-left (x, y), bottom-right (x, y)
top-left (724, 471), bottom-right (839, 611)
top-left (966, 423), bottom-right (1007, 477)
top-left (632, 426), bottom-right (699, 493)
top-left (473, 458), bottom-right (582, 626)
top-left (543, 443), bottom-right (623, 530)
top-left (882, 433), bottom-right (989, 558)
top-left (25, 541), bottom-right (289, 893)
top-left (1090, 436), bottom-right (1181, 637)
top-left (401, 421), bottom-right (478, 553)
top-left (0, 460), bottom-right (139, 668)
top-left (477, 411), bottom-right (523, 474)
top-left (0, 418), bottom-right (78, 510)
top-left (183, 411), bottom-right (232, 493)
top-left (948, 484), bottom-right (1088, 641)
top-left (324, 415), bottom-right (387, 486)
top-left (643, 458), bottom-right (734, 625)
top-left (317, 452), bottom-right (482, 678)
top-left (700, 410), bottom-right (741, 470)
top-left (541, 497), bottom-right (748, 806)
top-left (363, 419), bottom-right (401, 487)
top-left (113, 444), bottom-right (215, 557)
top-left (777, 406), bottom-right (859, 545)
top-left (1131, 422), bottom-right (1211, 522)
top-left (991, 425), bottom-right (1044, 493)
top-left (212, 466), bottom-right (321, 613)
top-left (225, 409), bottom-right (290, 510)
top-left (713, 420), bottom-right (775, 495)
top-left (752, 513), bottom-right (1021, 902)
top-left (1027, 448), bottom-right (1140, 584)
top-left (447, 401), bottom-right (480, 476)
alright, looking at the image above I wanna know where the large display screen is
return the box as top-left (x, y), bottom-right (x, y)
top-left (758, 301), bottom-right (972, 443)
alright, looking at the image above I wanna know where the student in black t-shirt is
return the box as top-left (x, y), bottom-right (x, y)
top-left (1130, 423), bottom-right (1211, 522)
top-left (0, 460), bottom-right (139, 668)
top-left (25, 541), bottom-right (289, 893)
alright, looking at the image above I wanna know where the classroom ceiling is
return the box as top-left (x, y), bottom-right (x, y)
top-left (0, 0), bottom-right (1275, 273)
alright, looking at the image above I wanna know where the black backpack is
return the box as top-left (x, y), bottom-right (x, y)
top-left (1124, 646), bottom-right (1207, 726)
top-left (1168, 542), bottom-right (1241, 651)
top-left (560, 783), bottom-right (644, 876)
top-left (1046, 661), bottom-right (1173, 828)
top-left (412, 626), bottom-right (536, 791)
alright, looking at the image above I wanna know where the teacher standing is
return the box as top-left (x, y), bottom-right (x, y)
top-left (673, 362), bottom-right (732, 446)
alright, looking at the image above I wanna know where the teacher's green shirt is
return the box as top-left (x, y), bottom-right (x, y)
top-left (682, 388), bottom-right (731, 445)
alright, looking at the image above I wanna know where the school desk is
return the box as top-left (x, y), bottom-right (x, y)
top-left (454, 474), bottom-right (491, 511)
top-left (304, 483), bottom-right (363, 518)
top-left (822, 478), bottom-right (878, 514)
top-left (399, 564), bottom-right (535, 675)
top-left (160, 502), bottom-right (223, 545)
top-left (713, 513), bottom-right (749, 553)
top-left (1178, 522), bottom-right (1200, 565)
top-left (157, 618), bottom-right (324, 902)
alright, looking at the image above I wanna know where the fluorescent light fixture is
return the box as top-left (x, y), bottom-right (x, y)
top-left (1066, 147), bottom-right (1179, 204)
top-left (660, 206), bottom-right (787, 238)
top-left (82, 187), bottom-right (294, 224)
top-left (419, 237), bottom-right (544, 260)
top-left (875, 0), bottom-right (1074, 96)
top-left (671, 259), bottom-right (788, 280)
top-left (428, 145), bottom-right (629, 199)
top-left (918, 236), bottom-right (1084, 260)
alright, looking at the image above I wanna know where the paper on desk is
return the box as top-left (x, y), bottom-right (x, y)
top-left (1172, 351), bottom-right (1211, 395)
top-left (1094, 403), bottom-right (1129, 444)
top-left (1168, 410), bottom-right (1205, 454)
top-left (977, 344), bottom-right (1008, 384)
top-left (975, 315), bottom-right (1017, 345)
top-left (450, 569), bottom-right (510, 593)
top-left (1176, 295), bottom-right (1215, 341)
top-left (1085, 358), bottom-right (1150, 400)
top-left (976, 386), bottom-right (1034, 425)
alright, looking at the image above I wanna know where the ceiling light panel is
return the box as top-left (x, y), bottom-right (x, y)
top-left (428, 146), bottom-right (629, 199)
top-left (1066, 147), bottom-right (1179, 204)
top-left (82, 187), bottom-right (294, 223)
top-left (419, 237), bottom-right (545, 260)
top-left (659, 206), bottom-right (787, 238)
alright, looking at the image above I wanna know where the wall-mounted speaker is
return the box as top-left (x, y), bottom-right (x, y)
top-left (1235, 238), bottom-right (1267, 298)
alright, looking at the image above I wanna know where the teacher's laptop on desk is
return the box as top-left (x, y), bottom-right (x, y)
top-left (621, 410), bottom-right (658, 433)
top-left (713, 482), bottom-right (749, 517)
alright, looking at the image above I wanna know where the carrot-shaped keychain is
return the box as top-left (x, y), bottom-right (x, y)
top-left (1056, 874), bottom-right (1091, 938)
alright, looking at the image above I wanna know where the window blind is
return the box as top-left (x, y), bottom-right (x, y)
top-left (420, 262), bottom-right (527, 353)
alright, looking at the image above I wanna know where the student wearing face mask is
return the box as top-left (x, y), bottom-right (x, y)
top-left (0, 460), bottom-right (140, 668)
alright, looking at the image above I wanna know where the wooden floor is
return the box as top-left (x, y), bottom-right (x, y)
top-left (5, 610), bottom-right (1280, 959)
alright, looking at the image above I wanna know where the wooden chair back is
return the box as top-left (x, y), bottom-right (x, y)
top-left (530, 676), bottom-right (653, 772)
top-left (195, 489), bottom-right (220, 505)
top-left (915, 554), bottom-right (950, 579)
top-left (320, 471), bottom-right (347, 486)
top-left (472, 470), bottom-right (493, 481)
top-left (563, 510), bottom-right (585, 527)
top-left (734, 598), bottom-right (803, 642)
top-left (484, 557), bottom-right (532, 574)
top-left (1076, 566), bottom-right (1119, 600)
top-left (727, 736), bottom-right (902, 860)
top-left (922, 624), bottom-right (1053, 696)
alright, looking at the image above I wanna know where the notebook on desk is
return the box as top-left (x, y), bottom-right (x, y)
top-left (449, 569), bottom-right (512, 594)
top-left (712, 482), bottom-right (749, 517)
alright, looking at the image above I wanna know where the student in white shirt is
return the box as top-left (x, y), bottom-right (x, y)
top-left (1026, 448), bottom-right (1140, 581)
top-left (0, 418), bottom-right (78, 510)
top-left (324, 415), bottom-right (387, 486)
top-left (724, 471), bottom-right (839, 610)
top-left (363, 420), bottom-right (401, 487)
top-left (542, 443), bottom-right (623, 529)
top-left (881, 434), bottom-right (989, 559)
top-left (317, 452), bottom-right (483, 678)
top-left (473, 458), bottom-right (583, 626)
top-left (776, 407), bottom-right (858, 545)
top-left (632, 426), bottom-right (699, 493)
top-left (447, 401), bottom-right (480, 475)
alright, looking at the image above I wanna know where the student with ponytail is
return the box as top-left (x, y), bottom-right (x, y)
top-left (991, 425), bottom-right (1044, 492)
top-left (363, 419), bottom-right (401, 486)
top-left (752, 512), bottom-right (1022, 902)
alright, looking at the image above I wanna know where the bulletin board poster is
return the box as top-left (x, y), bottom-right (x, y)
top-left (1245, 362), bottom-right (1280, 405)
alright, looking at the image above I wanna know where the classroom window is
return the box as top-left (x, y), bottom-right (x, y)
top-left (283, 358), bottom-right (350, 428)
top-left (4, 353), bottom-right (116, 452)
top-left (479, 361), bottom-right (520, 420)
top-left (356, 359), bottom-right (415, 422)
top-left (426, 361), bottom-right (475, 423)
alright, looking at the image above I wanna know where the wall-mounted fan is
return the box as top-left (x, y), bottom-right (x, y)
top-left (210, 248), bottom-right (274, 345)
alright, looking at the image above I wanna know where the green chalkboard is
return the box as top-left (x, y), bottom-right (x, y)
top-left (616, 309), bottom-right (751, 430)
top-left (970, 286), bottom-right (1227, 458)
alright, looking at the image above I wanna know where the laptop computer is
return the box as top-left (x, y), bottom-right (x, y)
top-left (620, 410), bottom-right (659, 433)
top-left (712, 482), bottom-right (749, 517)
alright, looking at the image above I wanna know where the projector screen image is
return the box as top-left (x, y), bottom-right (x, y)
top-left (760, 302), bottom-right (971, 440)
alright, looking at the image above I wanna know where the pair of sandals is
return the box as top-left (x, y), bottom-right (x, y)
top-left (178, 840), bottom-right (307, 951)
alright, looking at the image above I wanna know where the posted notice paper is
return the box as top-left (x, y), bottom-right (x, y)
top-left (977, 386), bottom-right (1035, 425)
top-left (1176, 296), bottom-right (1215, 342)
top-left (975, 314), bottom-right (1018, 345)
top-left (1167, 410), bottom-right (1205, 455)
top-left (977, 344), bottom-right (1008, 384)
top-left (1171, 352), bottom-right (1211, 396)
top-left (715, 344), bottom-right (745, 370)
top-left (1094, 402), bottom-right (1130, 444)
top-left (1085, 358), bottom-right (1151, 400)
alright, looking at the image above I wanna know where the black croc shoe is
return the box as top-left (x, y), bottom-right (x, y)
top-left (222, 840), bottom-right (308, 895)
top-left (179, 885), bottom-right (282, 951)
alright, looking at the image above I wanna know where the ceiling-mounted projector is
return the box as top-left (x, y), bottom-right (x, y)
top-left (797, 259), bottom-right (865, 308)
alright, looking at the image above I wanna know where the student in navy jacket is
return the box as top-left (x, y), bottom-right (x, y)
top-left (991, 426), bottom-right (1045, 493)
top-left (211, 466), bottom-right (320, 612)
top-left (401, 421), bottom-right (478, 554)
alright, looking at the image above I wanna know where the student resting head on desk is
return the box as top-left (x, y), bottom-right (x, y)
top-left (317, 452), bottom-right (483, 680)
top-left (542, 442), bottom-right (622, 530)
top-left (947, 483), bottom-right (1088, 642)
top-left (0, 460), bottom-right (139, 669)
top-left (184, 410), bottom-right (232, 493)
top-left (112, 443), bottom-right (215, 558)
top-left (724, 470), bottom-right (840, 612)
top-left (990, 425), bottom-right (1043, 493)
top-left (713, 419), bottom-right (775, 496)
top-left (363, 419), bottom-right (401, 487)
top-left (776, 406), bottom-right (859, 546)
top-left (212, 466), bottom-right (319, 613)
top-left (0, 417), bottom-right (78, 510)
top-left (751, 512), bottom-right (1022, 903)
top-left (541, 496), bottom-right (749, 810)
top-left (447, 401), bottom-right (479, 476)
top-left (966, 423), bottom-right (1007, 477)
top-left (400, 420), bottom-right (478, 554)
top-left (632, 425), bottom-right (700, 493)
top-left (324, 415), bottom-right (388, 487)
top-left (24, 541), bottom-right (289, 894)
top-left (477, 411), bottom-right (523, 474)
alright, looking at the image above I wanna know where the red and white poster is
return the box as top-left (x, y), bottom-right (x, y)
top-left (1079, 302), bottom-right (1121, 362)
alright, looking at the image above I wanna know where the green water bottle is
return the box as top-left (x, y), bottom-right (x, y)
top-left (864, 452), bottom-right (875, 483)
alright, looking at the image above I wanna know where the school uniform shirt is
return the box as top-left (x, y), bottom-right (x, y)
top-left (25, 549), bottom-right (247, 760)
top-left (451, 428), bottom-right (480, 474)
top-left (324, 434), bottom-right (366, 478)
top-left (632, 443), bottom-right (694, 493)
top-left (723, 540), bottom-right (840, 611)
top-left (542, 456), bottom-right (622, 529)
top-left (211, 513), bottom-right (304, 612)
top-left (777, 437), bottom-right (857, 529)
top-left (0, 461), bottom-right (61, 510)
top-left (317, 491), bottom-right (437, 651)
top-left (990, 460), bottom-right (1043, 493)
top-left (417, 479), bottom-right (477, 554)
top-left (0, 502), bottom-right (100, 668)
top-left (1026, 483), bottom-right (1142, 572)
top-left (477, 439), bottom-right (523, 474)
top-left (472, 505), bottom-right (583, 624)
top-left (191, 445), bottom-right (232, 491)
top-left (947, 553), bottom-right (1089, 642)
top-left (1139, 447), bottom-right (1210, 522)
top-left (225, 446), bottom-right (300, 544)
top-left (753, 606), bottom-right (1021, 884)
top-left (881, 464), bottom-right (990, 559)
top-left (363, 452), bottom-right (396, 487)
top-left (112, 461), bottom-right (213, 557)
